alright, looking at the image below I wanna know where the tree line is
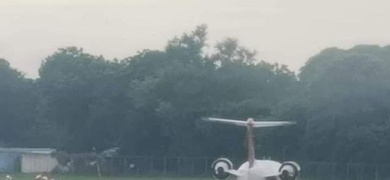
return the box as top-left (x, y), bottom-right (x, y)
top-left (1, 25), bottom-right (390, 163)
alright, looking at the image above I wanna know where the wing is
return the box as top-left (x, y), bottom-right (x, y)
top-left (202, 117), bottom-right (247, 126)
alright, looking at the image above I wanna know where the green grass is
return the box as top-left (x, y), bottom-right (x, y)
top-left (0, 174), bottom-right (315, 180)
top-left (0, 174), bottom-right (214, 180)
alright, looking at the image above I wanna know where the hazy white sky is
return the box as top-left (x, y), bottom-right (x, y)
top-left (1, 0), bottom-right (390, 78)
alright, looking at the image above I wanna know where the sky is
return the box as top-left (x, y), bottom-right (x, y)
top-left (1, 0), bottom-right (390, 78)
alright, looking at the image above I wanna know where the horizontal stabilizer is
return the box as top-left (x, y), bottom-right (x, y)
top-left (252, 121), bottom-right (295, 127)
top-left (203, 117), bottom-right (249, 126)
top-left (202, 117), bottom-right (295, 128)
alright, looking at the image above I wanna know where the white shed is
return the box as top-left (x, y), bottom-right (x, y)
top-left (0, 148), bottom-right (58, 173)
top-left (21, 149), bottom-right (58, 173)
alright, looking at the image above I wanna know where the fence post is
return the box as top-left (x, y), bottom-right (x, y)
top-left (205, 157), bottom-right (208, 175)
top-left (359, 164), bottom-right (363, 180)
top-left (136, 157), bottom-right (139, 176)
top-left (177, 157), bottom-right (180, 176)
top-left (191, 158), bottom-right (195, 176)
top-left (110, 157), bottom-right (114, 175)
top-left (150, 157), bottom-right (154, 172)
top-left (331, 163), bottom-right (335, 180)
top-left (346, 163), bottom-right (350, 180)
top-left (316, 163), bottom-right (320, 180)
top-left (163, 156), bottom-right (167, 174)
top-left (375, 165), bottom-right (379, 180)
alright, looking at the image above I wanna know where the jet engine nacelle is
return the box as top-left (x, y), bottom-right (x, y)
top-left (279, 161), bottom-right (301, 180)
top-left (211, 158), bottom-right (233, 180)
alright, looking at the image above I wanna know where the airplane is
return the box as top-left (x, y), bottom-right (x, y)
top-left (203, 117), bottom-right (301, 180)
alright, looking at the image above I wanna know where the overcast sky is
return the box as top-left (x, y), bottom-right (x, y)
top-left (1, 0), bottom-right (390, 78)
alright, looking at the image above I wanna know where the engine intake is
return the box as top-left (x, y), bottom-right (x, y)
top-left (211, 158), bottom-right (233, 180)
top-left (279, 161), bottom-right (300, 180)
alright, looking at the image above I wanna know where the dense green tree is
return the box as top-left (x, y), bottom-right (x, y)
top-left (0, 59), bottom-right (37, 146)
top-left (3, 25), bottom-right (390, 165)
top-left (299, 45), bottom-right (390, 163)
top-left (37, 47), bottom-right (129, 152)
top-left (119, 26), bottom-right (298, 157)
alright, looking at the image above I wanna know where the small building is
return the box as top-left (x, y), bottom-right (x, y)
top-left (0, 148), bottom-right (58, 173)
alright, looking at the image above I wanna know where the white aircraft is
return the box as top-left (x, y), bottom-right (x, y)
top-left (203, 117), bottom-right (301, 180)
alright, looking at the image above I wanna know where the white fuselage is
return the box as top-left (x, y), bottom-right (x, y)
top-left (236, 160), bottom-right (282, 180)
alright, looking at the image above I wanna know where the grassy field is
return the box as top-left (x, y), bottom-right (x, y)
top-left (0, 174), bottom-right (214, 180)
top-left (0, 174), bottom-right (315, 180)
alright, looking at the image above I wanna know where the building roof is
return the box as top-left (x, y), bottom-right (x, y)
top-left (0, 148), bottom-right (56, 154)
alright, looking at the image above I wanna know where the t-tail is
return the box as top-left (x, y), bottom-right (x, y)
top-left (202, 117), bottom-right (295, 168)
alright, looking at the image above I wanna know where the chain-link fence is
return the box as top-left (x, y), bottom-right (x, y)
top-left (57, 156), bottom-right (390, 180)
top-left (4, 155), bottom-right (390, 180)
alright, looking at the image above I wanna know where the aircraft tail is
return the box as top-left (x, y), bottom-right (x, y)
top-left (203, 117), bottom-right (295, 168)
